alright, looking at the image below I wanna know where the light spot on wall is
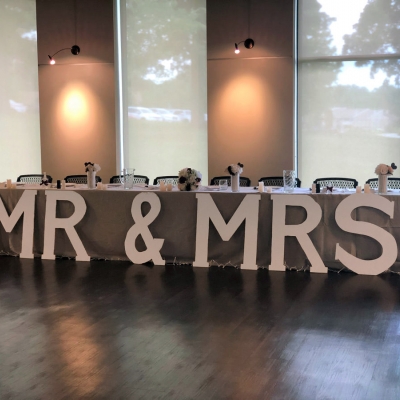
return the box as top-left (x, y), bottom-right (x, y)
top-left (222, 75), bottom-right (264, 114)
top-left (56, 81), bottom-right (97, 139)
top-left (64, 90), bottom-right (87, 120)
top-left (217, 74), bottom-right (273, 144)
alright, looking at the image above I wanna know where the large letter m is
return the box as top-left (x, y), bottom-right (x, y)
top-left (193, 193), bottom-right (260, 269)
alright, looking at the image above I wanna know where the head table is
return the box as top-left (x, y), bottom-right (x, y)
top-left (0, 184), bottom-right (399, 274)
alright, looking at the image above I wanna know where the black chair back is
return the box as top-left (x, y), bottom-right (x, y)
top-left (110, 175), bottom-right (149, 184)
top-left (64, 175), bottom-right (102, 184)
top-left (210, 176), bottom-right (251, 187)
top-left (258, 176), bottom-right (301, 188)
top-left (366, 177), bottom-right (400, 190)
top-left (313, 177), bottom-right (358, 189)
top-left (17, 174), bottom-right (53, 184)
top-left (153, 176), bottom-right (179, 185)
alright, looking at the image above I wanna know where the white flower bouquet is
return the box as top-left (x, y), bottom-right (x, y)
top-left (41, 172), bottom-right (49, 186)
top-left (177, 168), bottom-right (202, 191)
top-left (225, 162), bottom-right (244, 176)
top-left (84, 162), bottom-right (101, 173)
top-left (375, 162), bottom-right (397, 176)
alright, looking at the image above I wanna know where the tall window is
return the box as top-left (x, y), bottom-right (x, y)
top-left (0, 0), bottom-right (41, 181)
top-left (298, 0), bottom-right (400, 187)
top-left (116, 0), bottom-right (208, 183)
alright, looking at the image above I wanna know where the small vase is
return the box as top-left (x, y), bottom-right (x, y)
top-left (87, 171), bottom-right (96, 189)
top-left (378, 174), bottom-right (387, 194)
top-left (231, 174), bottom-right (240, 192)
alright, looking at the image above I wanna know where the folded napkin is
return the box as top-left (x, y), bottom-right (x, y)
top-left (295, 188), bottom-right (311, 193)
top-left (200, 185), bottom-right (220, 191)
top-left (146, 185), bottom-right (160, 190)
top-left (107, 183), bottom-right (148, 189)
top-left (319, 187), bottom-right (355, 193)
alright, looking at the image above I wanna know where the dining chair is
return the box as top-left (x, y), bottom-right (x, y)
top-left (153, 176), bottom-right (179, 185)
top-left (258, 176), bottom-right (301, 188)
top-left (365, 177), bottom-right (400, 190)
top-left (17, 174), bottom-right (53, 184)
top-left (64, 175), bottom-right (102, 184)
top-left (210, 176), bottom-right (251, 187)
top-left (110, 175), bottom-right (149, 184)
top-left (313, 177), bottom-right (358, 189)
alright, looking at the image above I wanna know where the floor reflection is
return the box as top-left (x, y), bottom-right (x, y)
top-left (0, 259), bottom-right (400, 399)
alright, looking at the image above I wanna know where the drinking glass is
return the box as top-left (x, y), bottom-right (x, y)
top-left (283, 170), bottom-right (296, 193)
top-left (219, 179), bottom-right (228, 191)
top-left (121, 168), bottom-right (135, 189)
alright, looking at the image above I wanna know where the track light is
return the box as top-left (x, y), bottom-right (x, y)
top-left (48, 45), bottom-right (80, 65)
top-left (234, 38), bottom-right (254, 54)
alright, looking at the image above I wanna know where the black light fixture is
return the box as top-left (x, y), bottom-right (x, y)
top-left (48, 45), bottom-right (80, 65)
top-left (235, 0), bottom-right (254, 54)
top-left (234, 38), bottom-right (254, 54)
top-left (48, 0), bottom-right (80, 65)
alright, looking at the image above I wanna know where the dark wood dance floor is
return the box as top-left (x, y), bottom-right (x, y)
top-left (0, 257), bottom-right (400, 399)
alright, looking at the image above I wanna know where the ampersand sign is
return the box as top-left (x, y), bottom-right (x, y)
top-left (124, 192), bottom-right (164, 264)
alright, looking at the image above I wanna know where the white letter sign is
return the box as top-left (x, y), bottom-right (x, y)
top-left (42, 191), bottom-right (90, 261)
top-left (124, 192), bottom-right (164, 264)
top-left (193, 194), bottom-right (261, 269)
top-left (269, 195), bottom-right (325, 273)
top-left (335, 194), bottom-right (397, 275)
top-left (0, 190), bottom-right (36, 258)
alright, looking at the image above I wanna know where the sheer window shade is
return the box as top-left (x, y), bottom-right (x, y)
top-left (298, 0), bottom-right (400, 188)
top-left (0, 0), bottom-right (41, 181)
top-left (116, 0), bottom-right (208, 183)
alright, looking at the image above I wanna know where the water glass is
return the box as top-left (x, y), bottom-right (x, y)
top-left (283, 170), bottom-right (296, 193)
top-left (219, 179), bottom-right (228, 191)
top-left (121, 168), bottom-right (135, 189)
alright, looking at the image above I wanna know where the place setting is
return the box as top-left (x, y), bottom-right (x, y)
top-left (3, 159), bottom-right (400, 198)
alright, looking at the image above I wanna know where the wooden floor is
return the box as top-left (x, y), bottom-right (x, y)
top-left (0, 258), bottom-right (400, 399)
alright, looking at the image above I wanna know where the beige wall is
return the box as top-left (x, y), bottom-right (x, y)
top-left (207, 0), bottom-right (294, 185)
top-left (38, 64), bottom-right (116, 182)
top-left (208, 58), bottom-right (294, 184)
top-left (36, 0), bottom-right (116, 182)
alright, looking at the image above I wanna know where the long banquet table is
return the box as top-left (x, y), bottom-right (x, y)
top-left (1, 185), bottom-right (400, 272)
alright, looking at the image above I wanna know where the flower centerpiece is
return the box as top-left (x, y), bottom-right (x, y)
top-left (177, 168), bottom-right (202, 191)
top-left (40, 172), bottom-right (49, 186)
top-left (225, 162), bottom-right (244, 192)
top-left (375, 163), bottom-right (397, 176)
top-left (85, 162), bottom-right (101, 189)
top-left (375, 162), bottom-right (397, 194)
